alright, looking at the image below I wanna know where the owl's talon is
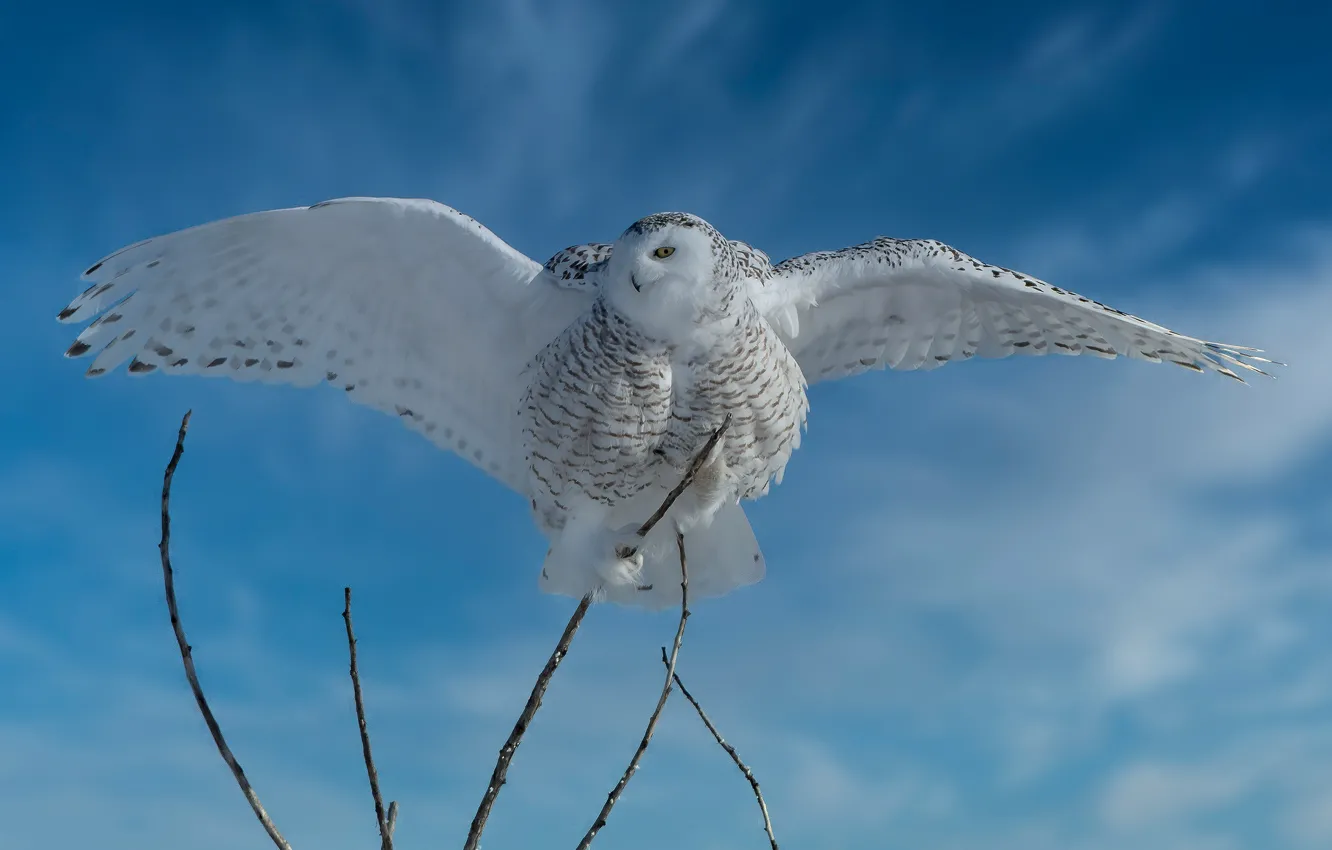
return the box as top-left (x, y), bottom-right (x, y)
top-left (581, 524), bottom-right (646, 590)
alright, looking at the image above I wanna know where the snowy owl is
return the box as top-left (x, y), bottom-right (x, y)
top-left (56, 198), bottom-right (1275, 608)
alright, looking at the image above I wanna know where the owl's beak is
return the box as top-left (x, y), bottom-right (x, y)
top-left (631, 273), bottom-right (642, 292)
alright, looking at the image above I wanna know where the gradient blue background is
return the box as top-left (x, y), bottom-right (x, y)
top-left (3, 1), bottom-right (1330, 848)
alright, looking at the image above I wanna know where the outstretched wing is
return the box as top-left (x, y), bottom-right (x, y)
top-left (749, 237), bottom-right (1278, 384)
top-left (57, 196), bottom-right (598, 492)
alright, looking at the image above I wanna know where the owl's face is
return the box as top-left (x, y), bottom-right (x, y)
top-left (605, 212), bottom-right (741, 339)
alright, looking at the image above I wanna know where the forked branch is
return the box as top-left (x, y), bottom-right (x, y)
top-left (466, 416), bottom-right (732, 850)
top-left (660, 648), bottom-right (778, 849)
top-left (159, 409), bottom-right (738, 850)
top-left (575, 530), bottom-right (691, 850)
top-left (159, 411), bottom-right (292, 850)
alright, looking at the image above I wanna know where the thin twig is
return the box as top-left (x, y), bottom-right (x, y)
top-left (464, 593), bottom-right (592, 850)
top-left (660, 648), bottom-right (778, 849)
top-left (631, 413), bottom-right (733, 546)
top-left (386, 801), bottom-right (398, 838)
top-left (159, 410), bottom-right (292, 850)
top-left (575, 530), bottom-right (691, 850)
top-left (465, 417), bottom-right (732, 849)
top-left (343, 587), bottom-right (392, 850)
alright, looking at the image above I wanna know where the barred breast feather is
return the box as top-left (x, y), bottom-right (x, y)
top-left (521, 298), bottom-right (674, 533)
top-left (520, 297), bottom-right (808, 535)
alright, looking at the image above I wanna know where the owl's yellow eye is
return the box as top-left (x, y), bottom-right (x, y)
top-left (653, 246), bottom-right (676, 259)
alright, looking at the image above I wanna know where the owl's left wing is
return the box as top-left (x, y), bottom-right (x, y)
top-left (55, 197), bottom-right (599, 492)
top-left (749, 236), bottom-right (1279, 384)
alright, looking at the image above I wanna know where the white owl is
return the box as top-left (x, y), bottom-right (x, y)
top-left (57, 198), bottom-right (1276, 608)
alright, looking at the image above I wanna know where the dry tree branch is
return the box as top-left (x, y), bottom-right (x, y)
top-left (464, 593), bottom-right (592, 850)
top-left (343, 587), bottom-right (394, 850)
top-left (466, 415), bottom-right (732, 850)
top-left (575, 529), bottom-right (691, 850)
top-left (159, 408), bottom-right (736, 850)
top-left (575, 415), bottom-right (731, 848)
top-left (628, 413), bottom-right (733, 550)
top-left (659, 648), bottom-right (778, 850)
top-left (159, 410), bottom-right (293, 850)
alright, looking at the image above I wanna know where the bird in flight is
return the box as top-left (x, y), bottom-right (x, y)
top-left (57, 198), bottom-right (1277, 607)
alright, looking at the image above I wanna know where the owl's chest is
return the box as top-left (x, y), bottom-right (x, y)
top-left (519, 303), bottom-right (808, 515)
top-left (523, 331), bottom-right (673, 455)
top-left (519, 306), bottom-right (675, 509)
top-left (663, 315), bottom-right (810, 497)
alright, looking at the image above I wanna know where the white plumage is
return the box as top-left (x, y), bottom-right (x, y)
top-left (57, 197), bottom-right (1277, 608)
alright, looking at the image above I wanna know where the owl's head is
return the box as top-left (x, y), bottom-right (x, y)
top-left (604, 212), bottom-right (742, 338)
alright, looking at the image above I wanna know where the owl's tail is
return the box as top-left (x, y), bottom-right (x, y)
top-left (538, 502), bottom-right (766, 610)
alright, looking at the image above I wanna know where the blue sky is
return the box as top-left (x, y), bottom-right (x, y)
top-left (3, 0), bottom-right (1330, 848)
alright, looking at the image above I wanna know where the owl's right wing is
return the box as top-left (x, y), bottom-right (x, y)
top-left (749, 236), bottom-right (1278, 384)
top-left (57, 196), bottom-right (598, 493)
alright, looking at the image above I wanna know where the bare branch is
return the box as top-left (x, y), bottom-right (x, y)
top-left (159, 410), bottom-right (292, 850)
top-left (575, 530), bottom-right (691, 850)
top-left (343, 587), bottom-right (392, 850)
top-left (386, 800), bottom-right (398, 838)
top-left (466, 416), bottom-right (731, 850)
top-left (632, 413), bottom-right (733, 545)
top-left (464, 593), bottom-right (593, 850)
top-left (659, 648), bottom-right (778, 849)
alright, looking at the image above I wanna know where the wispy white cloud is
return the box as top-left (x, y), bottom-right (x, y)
top-left (774, 735), bottom-right (956, 829)
top-left (1096, 725), bottom-right (1332, 848)
top-left (1099, 759), bottom-right (1257, 829)
top-left (631, 0), bottom-right (731, 82)
top-left (1006, 138), bottom-right (1296, 281)
top-left (893, 5), bottom-right (1166, 167)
